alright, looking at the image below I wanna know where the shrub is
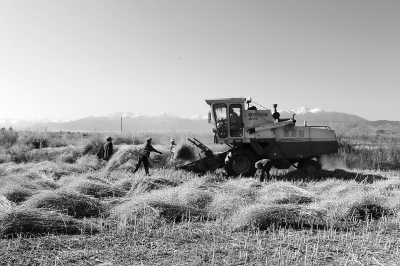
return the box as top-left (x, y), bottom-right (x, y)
top-left (0, 129), bottom-right (18, 148)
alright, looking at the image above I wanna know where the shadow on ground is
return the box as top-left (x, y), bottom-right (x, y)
top-left (275, 169), bottom-right (386, 183)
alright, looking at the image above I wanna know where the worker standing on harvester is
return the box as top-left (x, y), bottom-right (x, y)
top-left (133, 138), bottom-right (163, 176)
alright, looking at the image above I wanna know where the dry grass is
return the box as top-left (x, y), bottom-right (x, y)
top-left (0, 196), bottom-right (13, 213)
top-left (0, 185), bottom-right (38, 204)
top-left (21, 190), bottom-right (106, 218)
top-left (2, 132), bottom-right (400, 264)
top-left (67, 179), bottom-right (126, 198)
top-left (0, 208), bottom-right (99, 237)
top-left (128, 175), bottom-right (182, 195)
top-left (229, 204), bottom-right (326, 231)
top-left (258, 181), bottom-right (315, 204)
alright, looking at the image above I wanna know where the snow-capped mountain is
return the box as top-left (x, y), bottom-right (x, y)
top-left (0, 118), bottom-right (76, 129)
top-left (105, 112), bottom-right (180, 119)
top-left (278, 107), bottom-right (366, 122)
top-left (0, 107), bottom-right (373, 131)
top-left (183, 115), bottom-right (208, 120)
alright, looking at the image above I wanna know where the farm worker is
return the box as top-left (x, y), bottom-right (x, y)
top-left (133, 137), bottom-right (163, 176)
top-left (103, 136), bottom-right (114, 161)
top-left (255, 159), bottom-right (274, 182)
top-left (169, 138), bottom-right (176, 153)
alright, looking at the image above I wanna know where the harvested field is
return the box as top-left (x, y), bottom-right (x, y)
top-left (0, 208), bottom-right (99, 237)
top-left (1, 132), bottom-right (400, 265)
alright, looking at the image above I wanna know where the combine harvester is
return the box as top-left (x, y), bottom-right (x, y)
top-left (179, 97), bottom-right (338, 177)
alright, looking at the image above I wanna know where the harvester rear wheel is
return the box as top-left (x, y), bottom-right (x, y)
top-left (302, 160), bottom-right (321, 175)
top-left (225, 151), bottom-right (256, 177)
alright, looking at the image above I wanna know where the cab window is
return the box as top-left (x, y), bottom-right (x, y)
top-left (213, 104), bottom-right (227, 138)
top-left (229, 104), bottom-right (243, 137)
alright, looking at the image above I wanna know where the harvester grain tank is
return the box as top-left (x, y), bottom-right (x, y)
top-left (179, 97), bottom-right (338, 176)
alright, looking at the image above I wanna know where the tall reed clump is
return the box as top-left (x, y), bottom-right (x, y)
top-left (333, 136), bottom-right (400, 170)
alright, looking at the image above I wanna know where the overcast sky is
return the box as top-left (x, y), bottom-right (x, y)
top-left (0, 0), bottom-right (399, 120)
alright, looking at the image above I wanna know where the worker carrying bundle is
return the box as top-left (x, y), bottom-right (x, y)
top-left (133, 138), bottom-right (163, 176)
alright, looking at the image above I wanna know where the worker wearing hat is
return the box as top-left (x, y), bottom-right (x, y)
top-left (169, 138), bottom-right (176, 154)
top-left (133, 137), bottom-right (162, 176)
top-left (103, 136), bottom-right (114, 161)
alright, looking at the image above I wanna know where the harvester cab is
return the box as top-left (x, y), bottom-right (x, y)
top-left (179, 97), bottom-right (338, 177)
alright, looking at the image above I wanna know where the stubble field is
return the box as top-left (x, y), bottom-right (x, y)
top-left (1, 130), bottom-right (400, 265)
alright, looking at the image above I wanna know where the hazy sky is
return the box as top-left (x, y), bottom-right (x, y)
top-left (1, 0), bottom-right (399, 120)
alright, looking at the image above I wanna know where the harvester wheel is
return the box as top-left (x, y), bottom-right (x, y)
top-left (302, 160), bottom-right (321, 175)
top-left (225, 151), bottom-right (256, 177)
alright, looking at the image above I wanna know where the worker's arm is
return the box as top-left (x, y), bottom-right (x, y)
top-left (150, 145), bottom-right (163, 154)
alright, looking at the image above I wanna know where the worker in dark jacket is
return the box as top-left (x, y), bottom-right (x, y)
top-left (255, 159), bottom-right (274, 182)
top-left (103, 136), bottom-right (114, 161)
top-left (133, 138), bottom-right (162, 175)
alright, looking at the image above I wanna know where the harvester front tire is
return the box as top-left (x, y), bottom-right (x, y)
top-left (225, 151), bottom-right (256, 177)
top-left (302, 160), bottom-right (321, 175)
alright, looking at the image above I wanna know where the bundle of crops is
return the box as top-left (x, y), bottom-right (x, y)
top-left (149, 151), bottom-right (172, 168)
top-left (113, 178), bottom-right (134, 191)
top-left (113, 185), bottom-right (211, 224)
top-left (325, 181), bottom-right (373, 199)
top-left (308, 179), bottom-right (343, 196)
top-left (105, 145), bottom-right (142, 171)
top-left (374, 178), bottom-right (400, 198)
top-left (230, 204), bottom-right (326, 231)
top-left (218, 178), bottom-right (260, 203)
top-left (342, 192), bottom-right (390, 221)
top-left (312, 190), bottom-right (390, 226)
top-left (0, 185), bottom-right (37, 204)
top-left (207, 193), bottom-right (248, 219)
top-left (0, 208), bottom-right (99, 237)
top-left (68, 179), bottom-right (126, 198)
top-left (33, 179), bottom-right (60, 190)
top-left (258, 182), bottom-right (315, 205)
top-left (55, 147), bottom-right (82, 164)
top-left (82, 135), bottom-right (104, 156)
top-left (76, 155), bottom-right (103, 171)
top-left (128, 176), bottom-right (182, 195)
top-left (0, 196), bottom-right (13, 213)
top-left (84, 174), bottom-right (112, 185)
top-left (21, 190), bottom-right (106, 218)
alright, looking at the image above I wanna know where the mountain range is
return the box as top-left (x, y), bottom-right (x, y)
top-left (1, 108), bottom-right (399, 134)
